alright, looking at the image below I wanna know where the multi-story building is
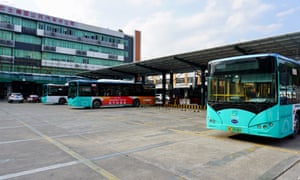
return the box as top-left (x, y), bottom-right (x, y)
top-left (0, 4), bottom-right (140, 98)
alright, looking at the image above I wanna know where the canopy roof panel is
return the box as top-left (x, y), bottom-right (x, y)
top-left (78, 31), bottom-right (300, 79)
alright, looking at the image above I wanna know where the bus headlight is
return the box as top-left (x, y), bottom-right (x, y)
top-left (257, 125), bottom-right (261, 129)
top-left (257, 122), bottom-right (274, 129)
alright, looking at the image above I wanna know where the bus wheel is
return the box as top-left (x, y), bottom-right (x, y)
top-left (58, 98), bottom-right (66, 105)
top-left (133, 99), bottom-right (140, 107)
top-left (291, 114), bottom-right (300, 138)
top-left (92, 100), bottom-right (101, 109)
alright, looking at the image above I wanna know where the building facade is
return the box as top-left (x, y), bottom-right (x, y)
top-left (148, 72), bottom-right (205, 105)
top-left (0, 4), bottom-right (140, 98)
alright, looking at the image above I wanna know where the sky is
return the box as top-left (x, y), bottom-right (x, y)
top-left (1, 0), bottom-right (300, 60)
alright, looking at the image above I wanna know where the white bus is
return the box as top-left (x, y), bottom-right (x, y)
top-left (41, 84), bottom-right (68, 104)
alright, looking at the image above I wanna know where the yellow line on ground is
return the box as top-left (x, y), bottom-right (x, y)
top-left (19, 121), bottom-right (120, 180)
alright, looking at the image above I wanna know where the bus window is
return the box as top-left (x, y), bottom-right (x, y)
top-left (122, 85), bottom-right (130, 96)
top-left (98, 86), bottom-right (105, 96)
top-left (279, 60), bottom-right (298, 104)
top-left (79, 86), bottom-right (92, 96)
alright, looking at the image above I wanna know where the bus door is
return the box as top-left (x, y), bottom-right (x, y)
top-left (279, 60), bottom-right (296, 135)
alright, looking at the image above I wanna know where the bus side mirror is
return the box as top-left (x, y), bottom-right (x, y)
top-left (280, 72), bottom-right (288, 86)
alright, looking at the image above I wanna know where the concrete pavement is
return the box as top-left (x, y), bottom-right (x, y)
top-left (0, 102), bottom-right (300, 179)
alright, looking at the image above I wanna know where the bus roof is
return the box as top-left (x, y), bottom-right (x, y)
top-left (208, 53), bottom-right (300, 64)
top-left (44, 83), bottom-right (67, 86)
top-left (97, 79), bottom-right (134, 83)
top-left (68, 79), bottom-right (135, 84)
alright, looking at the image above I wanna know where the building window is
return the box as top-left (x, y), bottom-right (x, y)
top-left (83, 58), bottom-right (89, 64)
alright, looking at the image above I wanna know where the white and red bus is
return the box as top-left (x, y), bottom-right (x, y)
top-left (67, 79), bottom-right (155, 108)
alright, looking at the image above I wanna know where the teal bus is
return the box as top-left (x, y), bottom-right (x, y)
top-left (206, 53), bottom-right (300, 138)
top-left (41, 84), bottom-right (68, 104)
top-left (67, 79), bottom-right (155, 108)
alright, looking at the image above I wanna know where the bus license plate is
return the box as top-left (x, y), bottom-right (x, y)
top-left (227, 126), bottom-right (242, 133)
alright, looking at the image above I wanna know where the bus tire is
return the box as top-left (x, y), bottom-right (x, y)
top-left (58, 98), bottom-right (66, 105)
top-left (92, 99), bottom-right (102, 109)
top-left (291, 114), bottom-right (300, 138)
top-left (133, 99), bottom-right (140, 107)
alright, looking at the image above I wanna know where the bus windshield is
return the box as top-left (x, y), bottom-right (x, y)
top-left (207, 56), bottom-right (277, 112)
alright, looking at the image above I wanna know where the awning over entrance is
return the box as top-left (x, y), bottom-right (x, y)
top-left (78, 31), bottom-right (300, 79)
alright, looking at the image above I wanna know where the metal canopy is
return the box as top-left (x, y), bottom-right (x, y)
top-left (78, 31), bottom-right (300, 79)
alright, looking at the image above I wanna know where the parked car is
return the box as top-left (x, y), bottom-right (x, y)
top-left (8, 93), bottom-right (24, 103)
top-left (26, 94), bottom-right (40, 103)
